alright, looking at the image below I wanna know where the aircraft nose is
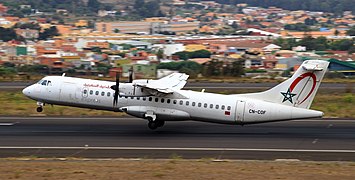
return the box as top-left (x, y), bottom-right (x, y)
top-left (22, 86), bottom-right (31, 96)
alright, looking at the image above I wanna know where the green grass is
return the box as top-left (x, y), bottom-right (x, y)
top-left (311, 93), bottom-right (355, 118)
top-left (0, 90), bottom-right (124, 116)
top-left (0, 90), bottom-right (354, 118)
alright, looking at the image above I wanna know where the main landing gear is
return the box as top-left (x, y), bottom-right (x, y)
top-left (144, 111), bottom-right (164, 130)
top-left (146, 116), bottom-right (165, 130)
top-left (147, 119), bottom-right (165, 130)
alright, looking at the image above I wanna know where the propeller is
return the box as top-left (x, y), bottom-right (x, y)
top-left (128, 67), bottom-right (133, 83)
top-left (111, 72), bottom-right (120, 106)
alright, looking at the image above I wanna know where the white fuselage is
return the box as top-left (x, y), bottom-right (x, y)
top-left (23, 75), bottom-right (323, 125)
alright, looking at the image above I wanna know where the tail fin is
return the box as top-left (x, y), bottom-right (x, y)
top-left (241, 60), bottom-right (329, 109)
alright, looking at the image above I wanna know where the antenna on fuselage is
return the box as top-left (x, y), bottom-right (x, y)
top-left (62, 73), bottom-right (66, 77)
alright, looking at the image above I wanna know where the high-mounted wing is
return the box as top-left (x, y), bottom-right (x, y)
top-left (134, 73), bottom-right (189, 98)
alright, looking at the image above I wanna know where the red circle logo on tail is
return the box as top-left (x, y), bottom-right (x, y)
top-left (281, 72), bottom-right (317, 104)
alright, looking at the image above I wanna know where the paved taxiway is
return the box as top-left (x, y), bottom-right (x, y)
top-left (0, 117), bottom-right (355, 161)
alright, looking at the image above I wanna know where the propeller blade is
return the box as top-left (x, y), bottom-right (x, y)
top-left (113, 73), bottom-right (119, 106)
top-left (128, 67), bottom-right (133, 83)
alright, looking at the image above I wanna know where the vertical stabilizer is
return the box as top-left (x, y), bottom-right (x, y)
top-left (240, 60), bottom-right (329, 109)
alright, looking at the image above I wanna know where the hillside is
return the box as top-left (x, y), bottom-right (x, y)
top-left (0, 0), bottom-right (353, 16)
top-left (211, 0), bottom-right (354, 15)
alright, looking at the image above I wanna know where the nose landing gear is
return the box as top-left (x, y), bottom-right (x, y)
top-left (36, 102), bottom-right (44, 112)
top-left (36, 106), bottom-right (43, 112)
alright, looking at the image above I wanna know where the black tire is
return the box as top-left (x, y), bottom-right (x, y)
top-left (36, 107), bottom-right (43, 112)
top-left (156, 120), bottom-right (165, 127)
top-left (148, 121), bottom-right (158, 130)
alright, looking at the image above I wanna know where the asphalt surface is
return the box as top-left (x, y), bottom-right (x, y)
top-left (0, 117), bottom-right (355, 161)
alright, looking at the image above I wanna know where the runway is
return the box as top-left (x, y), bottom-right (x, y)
top-left (0, 117), bottom-right (355, 161)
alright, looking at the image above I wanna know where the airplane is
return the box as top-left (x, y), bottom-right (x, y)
top-left (22, 60), bottom-right (329, 130)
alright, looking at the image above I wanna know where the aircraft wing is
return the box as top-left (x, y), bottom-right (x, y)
top-left (134, 73), bottom-right (189, 98)
top-left (154, 73), bottom-right (189, 90)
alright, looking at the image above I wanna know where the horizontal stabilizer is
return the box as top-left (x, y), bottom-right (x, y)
top-left (302, 61), bottom-right (324, 71)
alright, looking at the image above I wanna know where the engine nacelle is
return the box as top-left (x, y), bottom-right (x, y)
top-left (123, 106), bottom-right (190, 121)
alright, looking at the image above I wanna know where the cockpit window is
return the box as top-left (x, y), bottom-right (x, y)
top-left (37, 79), bottom-right (52, 86)
top-left (41, 80), bottom-right (48, 86)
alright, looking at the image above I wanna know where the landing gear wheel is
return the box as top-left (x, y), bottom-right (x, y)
top-left (148, 121), bottom-right (158, 130)
top-left (156, 120), bottom-right (165, 127)
top-left (36, 106), bottom-right (43, 112)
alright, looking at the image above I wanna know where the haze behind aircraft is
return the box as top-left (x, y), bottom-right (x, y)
top-left (23, 60), bottom-right (329, 130)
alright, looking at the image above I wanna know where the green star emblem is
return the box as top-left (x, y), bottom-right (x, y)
top-left (281, 88), bottom-right (297, 103)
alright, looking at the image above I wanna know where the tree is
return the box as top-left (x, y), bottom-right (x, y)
top-left (231, 21), bottom-right (239, 30)
top-left (330, 39), bottom-right (354, 51)
top-left (297, 35), bottom-right (317, 50)
top-left (173, 50), bottom-right (212, 60)
top-left (156, 49), bottom-right (164, 60)
top-left (87, 0), bottom-right (102, 12)
top-left (39, 26), bottom-right (60, 40)
top-left (114, 29), bottom-right (120, 33)
top-left (346, 26), bottom-right (355, 36)
top-left (14, 23), bottom-right (41, 30)
top-left (174, 51), bottom-right (190, 60)
top-left (133, 0), bottom-right (164, 18)
top-left (0, 27), bottom-right (21, 42)
top-left (157, 61), bottom-right (202, 77)
top-left (0, 66), bottom-right (16, 79)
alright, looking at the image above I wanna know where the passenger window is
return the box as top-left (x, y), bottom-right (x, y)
top-left (173, 100), bottom-right (177, 104)
top-left (167, 99), bottom-right (171, 103)
top-left (221, 105), bottom-right (225, 110)
top-left (161, 98), bottom-right (165, 103)
top-left (179, 100), bottom-right (183, 105)
top-left (83, 89), bottom-right (88, 94)
top-left (107, 92), bottom-right (111, 97)
top-left (101, 92), bottom-right (105, 96)
top-left (227, 106), bottom-right (231, 110)
top-left (125, 96), bottom-right (128, 98)
top-left (131, 97), bottom-right (134, 99)
top-left (216, 105), bottom-right (219, 109)
top-left (210, 104), bottom-right (213, 108)
top-left (186, 101), bottom-right (189, 106)
top-left (90, 90), bottom-right (93, 95)
top-left (192, 102), bottom-right (195, 106)
top-left (198, 103), bottom-right (201, 107)
top-left (137, 97), bottom-right (140, 100)
top-left (155, 98), bottom-right (159, 102)
top-left (149, 97), bottom-right (153, 101)
top-left (143, 97), bottom-right (146, 101)
top-left (204, 103), bottom-right (207, 108)
top-left (95, 91), bottom-right (99, 95)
